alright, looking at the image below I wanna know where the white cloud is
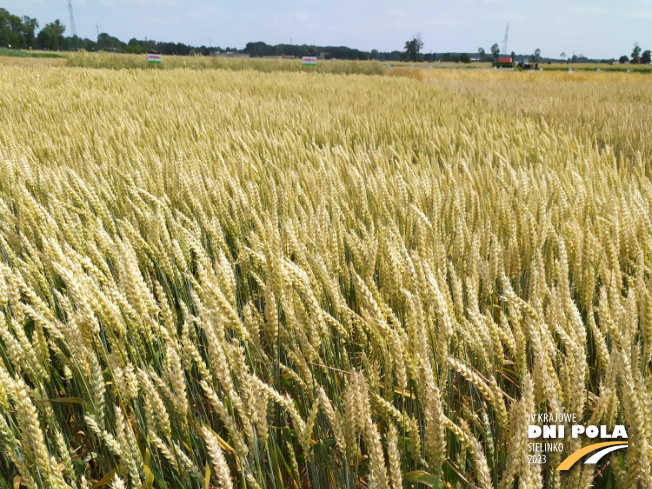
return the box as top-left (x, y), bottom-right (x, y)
top-left (294, 12), bottom-right (310, 22)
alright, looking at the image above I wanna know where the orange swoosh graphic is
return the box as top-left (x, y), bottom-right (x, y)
top-left (557, 442), bottom-right (628, 470)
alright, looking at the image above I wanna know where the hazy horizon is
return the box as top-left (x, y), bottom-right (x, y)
top-left (3, 0), bottom-right (651, 59)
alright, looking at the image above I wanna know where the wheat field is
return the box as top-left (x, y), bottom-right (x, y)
top-left (64, 52), bottom-right (387, 76)
top-left (0, 63), bottom-right (651, 489)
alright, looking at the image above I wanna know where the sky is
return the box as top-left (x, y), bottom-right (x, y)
top-left (3, 0), bottom-right (652, 59)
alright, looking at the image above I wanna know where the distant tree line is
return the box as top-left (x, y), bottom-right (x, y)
top-left (3, 7), bottom-right (651, 64)
top-left (0, 8), bottom-right (45, 49)
top-left (619, 43), bottom-right (652, 64)
top-left (244, 42), bottom-right (370, 59)
top-left (0, 8), bottom-right (412, 61)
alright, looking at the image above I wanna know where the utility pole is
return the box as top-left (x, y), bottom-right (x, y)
top-left (209, 37), bottom-right (212, 47)
top-left (95, 23), bottom-right (100, 41)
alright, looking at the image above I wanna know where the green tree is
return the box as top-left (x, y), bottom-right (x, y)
top-left (61, 35), bottom-right (83, 51)
top-left (632, 42), bottom-right (641, 63)
top-left (37, 19), bottom-right (65, 50)
top-left (370, 49), bottom-right (379, 60)
top-left (404, 34), bottom-right (423, 62)
top-left (8, 13), bottom-right (25, 47)
top-left (0, 9), bottom-right (9, 46)
top-left (244, 41), bottom-right (270, 57)
top-left (534, 48), bottom-right (541, 62)
top-left (82, 38), bottom-right (97, 51)
top-left (478, 47), bottom-right (485, 60)
top-left (619, 55), bottom-right (629, 64)
top-left (460, 53), bottom-right (471, 63)
top-left (97, 32), bottom-right (126, 52)
top-left (490, 43), bottom-right (500, 60)
top-left (510, 51), bottom-right (516, 60)
top-left (125, 38), bottom-right (147, 54)
top-left (642, 50), bottom-right (651, 64)
top-left (21, 16), bottom-right (38, 48)
top-left (0, 9), bottom-right (30, 48)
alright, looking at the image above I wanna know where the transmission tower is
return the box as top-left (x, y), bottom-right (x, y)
top-left (502, 23), bottom-right (509, 55)
top-left (67, 0), bottom-right (77, 38)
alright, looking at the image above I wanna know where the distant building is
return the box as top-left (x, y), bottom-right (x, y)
top-left (263, 54), bottom-right (295, 59)
top-left (211, 52), bottom-right (250, 58)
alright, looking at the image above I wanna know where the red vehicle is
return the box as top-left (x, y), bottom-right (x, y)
top-left (493, 56), bottom-right (514, 68)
